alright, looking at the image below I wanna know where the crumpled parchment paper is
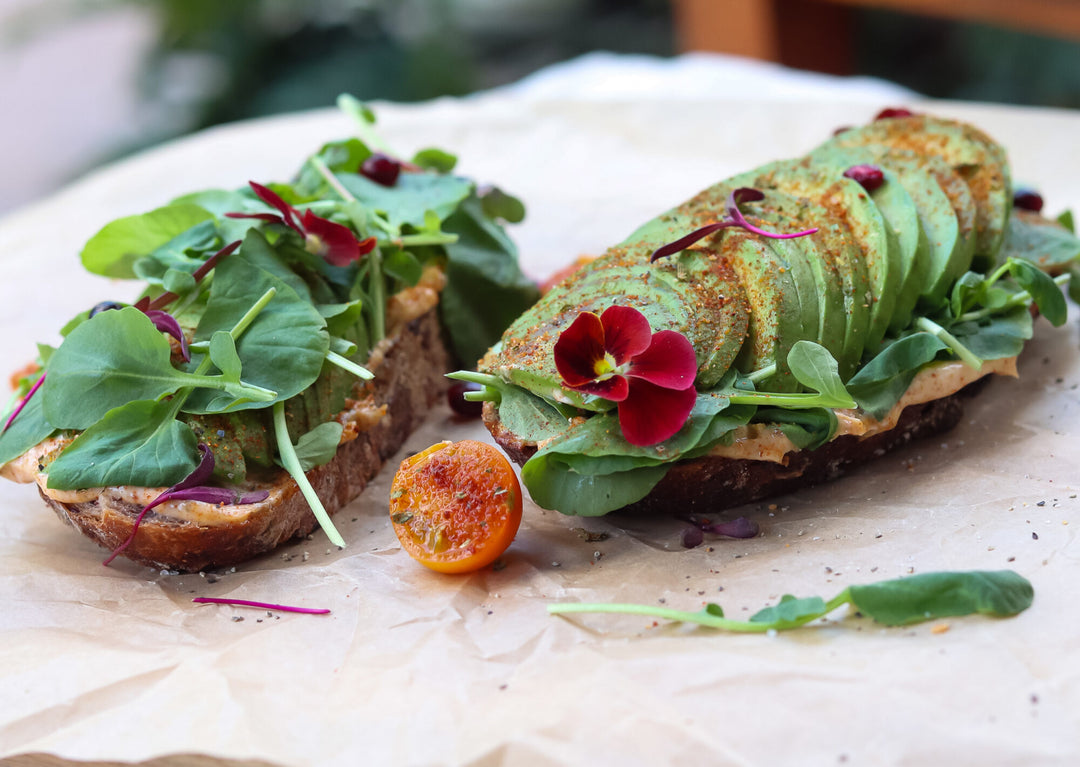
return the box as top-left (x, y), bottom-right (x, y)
top-left (2, 90), bottom-right (1079, 767)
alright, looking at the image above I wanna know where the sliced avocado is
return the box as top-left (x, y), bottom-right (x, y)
top-left (676, 181), bottom-right (866, 379)
top-left (808, 146), bottom-right (929, 333)
top-left (710, 230), bottom-right (804, 391)
top-left (723, 158), bottom-right (901, 356)
top-left (828, 115), bottom-right (1011, 267)
top-left (487, 239), bottom-right (750, 405)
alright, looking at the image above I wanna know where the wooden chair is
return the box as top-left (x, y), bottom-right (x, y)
top-left (673, 0), bottom-right (1080, 74)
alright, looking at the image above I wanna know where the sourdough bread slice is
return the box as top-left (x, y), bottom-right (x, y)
top-left (30, 309), bottom-right (449, 572)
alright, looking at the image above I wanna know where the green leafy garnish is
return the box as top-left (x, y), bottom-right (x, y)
top-left (549, 570), bottom-right (1034, 633)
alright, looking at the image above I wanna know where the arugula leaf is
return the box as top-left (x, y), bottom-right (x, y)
top-left (787, 341), bottom-right (854, 407)
top-left (847, 333), bottom-right (951, 419)
top-left (950, 307), bottom-right (1032, 361)
top-left (412, 147), bottom-right (458, 173)
top-left (754, 407), bottom-right (837, 450)
top-left (750, 595), bottom-right (829, 628)
top-left (81, 204), bottom-right (215, 279)
top-left (1008, 258), bottom-right (1068, 326)
top-left (0, 387), bottom-right (55, 466)
top-left (185, 247), bottom-right (329, 413)
top-left (480, 187), bottom-right (527, 223)
top-left (441, 196), bottom-right (541, 366)
top-left (999, 214), bottom-right (1080, 269)
top-left (548, 570), bottom-right (1034, 633)
top-left (275, 421), bottom-right (344, 472)
top-left (337, 171), bottom-right (473, 231)
top-left (42, 308), bottom-right (254, 430)
top-left (45, 399), bottom-right (199, 491)
top-left (521, 454), bottom-right (669, 517)
top-left (848, 570), bottom-right (1033, 626)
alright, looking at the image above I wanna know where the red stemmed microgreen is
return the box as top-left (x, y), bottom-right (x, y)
top-left (146, 239), bottom-right (241, 311)
top-left (2, 374), bottom-right (45, 433)
top-left (650, 188), bottom-right (818, 262)
top-left (554, 306), bottom-right (698, 447)
top-left (226, 181), bottom-right (376, 267)
top-left (843, 164), bottom-right (885, 192)
top-left (103, 444), bottom-right (269, 566)
top-left (192, 597), bottom-right (330, 615)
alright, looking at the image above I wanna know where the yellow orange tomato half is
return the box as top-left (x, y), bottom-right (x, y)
top-left (389, 440), bottom-right (523, 573)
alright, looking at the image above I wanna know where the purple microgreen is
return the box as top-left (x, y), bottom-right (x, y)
top-left (681, 526), bottom-right (705, 549)
top-left (701, 516), bottom-right (760, 539)
top-left (102, 443), bottom-right (268, 566)
top-left (2, 373), bottom-right (44, 433)
top-left (843, 164), bottom-right (885, 192)
top-left (650, 187), bottom-right (818, 262)
top-left (144, 310), bottom-right (190, 362)
top-left (1013, 189), bottom-right (1044, 213)
top-left (148, 240), bottom-right (241, 311)
top-left (192, 597), bottom-right (331, 615)
top-left (88, 301), bottom-right (125, 317)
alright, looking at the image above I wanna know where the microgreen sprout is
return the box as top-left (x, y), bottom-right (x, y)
top-left (103, 444), bottom-right (268, 566)
top-left (549, 570), bottom-right (1033, 633)
top-left (651, 188), bottom-right (818, 262)
top-left (273, 401), bottom-right (346, 548)
top-left (2, 373), bottom-right (44, 433)
top-left (192, 597), bottom-right (330, 615)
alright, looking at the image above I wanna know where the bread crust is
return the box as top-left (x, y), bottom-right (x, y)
top-left (484, 379), bottom-right (986, 516)
top-left (38, 309), bottom-right (449, 572)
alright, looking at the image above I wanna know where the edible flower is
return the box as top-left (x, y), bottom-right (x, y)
top-left (554, 306), bottom-right (697, 447)
top-left (650, 188), bottom-right (818, 262)
top-left (104, 444), bottom-right (269, 566)
top-left (226, 181), bottom-right (376, 266)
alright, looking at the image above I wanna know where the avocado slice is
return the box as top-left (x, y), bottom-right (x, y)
top-left (723, 159), bottom-right (902, 355)
top-left (807, 146), bottom-right (929, 333)
top-left (487, 238), bottom-right (750, 404)
top-left (709, 230), bottom-right (805, 391)
top-left (818, 146), bottom-right (977, 310)
top-left (828, 115), bottom-right (1010, 268)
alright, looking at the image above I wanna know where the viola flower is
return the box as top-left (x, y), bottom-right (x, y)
top-left (554, 306), bottom-right (698, 447)
top-left (650, 188), bottom-right (818, 262)
top-left (103, 444), bottom-right (269, 566)
top-left (226, 181), bottom-right (376, 267)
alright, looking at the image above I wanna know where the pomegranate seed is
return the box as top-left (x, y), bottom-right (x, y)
top-left (447, 381), bottom-right (484, 418)
top-left (874, 107), bottom-right (915, 120)
top-left (1013, 189), bottom-right (1044, 213)
top-left (360, 153), bottom-right (402, 187)
top-left (843, 164), bottom-right (885, 192)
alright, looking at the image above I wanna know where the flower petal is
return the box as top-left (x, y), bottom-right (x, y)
top-left (301, 211), bottom-right (363, 266)
top-left (617, 378), bottom-right (698, 447)
top-left (554, 311), bottom-right (607, 387)
top-left (570, 374), bottom-right (629, 402)
top-left (626, 330), bottom-right (697, 391)
top-left (248, 181), bottom-right (302, 233)
top-left (599, 305), bottom-right (652, 365)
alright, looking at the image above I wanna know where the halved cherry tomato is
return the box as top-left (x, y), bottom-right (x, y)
top-left (389, 440), bottom-right (523, 573)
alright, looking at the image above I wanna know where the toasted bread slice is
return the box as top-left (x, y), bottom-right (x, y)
top-left (24, 309), bottom-right (448, 572)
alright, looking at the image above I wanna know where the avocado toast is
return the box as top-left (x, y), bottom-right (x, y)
top-left (464, 112), bottom-right (1080, 518)
top-left (0, 101), bottom-right (538, 571)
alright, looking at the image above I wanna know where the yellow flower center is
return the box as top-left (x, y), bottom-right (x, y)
top-left (592, 352), bottom-right (618, 379)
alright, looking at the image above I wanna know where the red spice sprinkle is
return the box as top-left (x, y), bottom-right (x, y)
top-left (192, 597), bottom-right (331, 614)
top-left (874, 107), bottom-right (915, 120)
